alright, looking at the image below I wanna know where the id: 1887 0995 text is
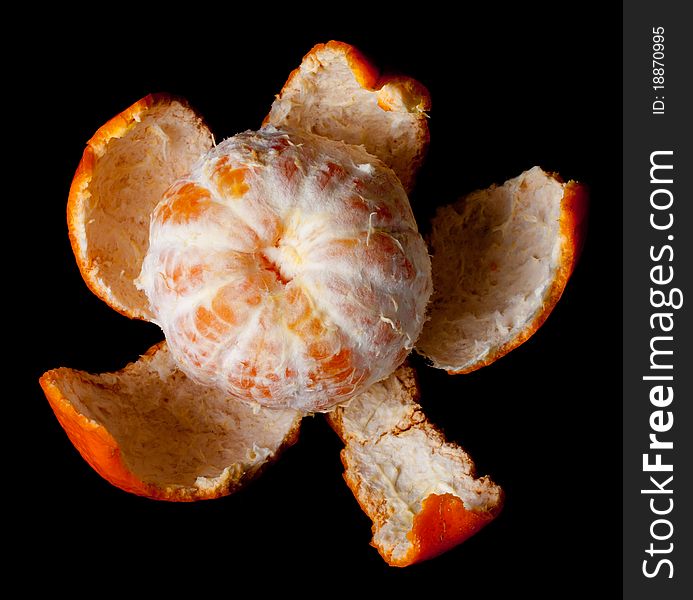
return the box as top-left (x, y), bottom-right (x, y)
top-left (651, 26), bottom-right (665, 115)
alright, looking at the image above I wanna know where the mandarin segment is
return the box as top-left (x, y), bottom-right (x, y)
top-left (212, 159), bottom-right (250, 199)
top-left (156, 182), bottom-right (214, 225)
top-left (207, 157), bottom-right (283, 248)
top-left (316, 161), bottom-right (348, 189)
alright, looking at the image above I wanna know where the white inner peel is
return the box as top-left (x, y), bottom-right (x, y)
top-left (345, 428), bottom-right (500, 562)
top-left (52, 344), bottom-right (300, 488)
top-left (266, 44), bottom-right (426, 190)
top-left (83, 101), bottom-right (212, 317)
top-left (417, 166), bottom-right (564, 371)
top-left (330, 365), bottom-right (503, 562)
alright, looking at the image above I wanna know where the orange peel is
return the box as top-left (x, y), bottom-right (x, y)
top-left (327, 363), bottom-right (503, 566)
top-left (416, 167), bottom-right (589, 373)
top-left (67, 93), bottom-right (213, 319)
top-left (265, 41), bottom-right (430, 192)
top-left (40, 342), bottom-right (301, 501)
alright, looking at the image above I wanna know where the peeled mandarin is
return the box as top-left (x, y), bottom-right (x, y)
top-left (138, 127), bottom-right (432, 412)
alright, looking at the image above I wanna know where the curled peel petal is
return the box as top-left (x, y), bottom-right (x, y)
top-left (327, 363), bottom-right (503, 566)
top-left (40, 342), bottom-right (301, 501)
top-left (67, 93), bottom-right (214, 319)
top-left (265, 41), bottom-right (430, 192)
top-left (417, 166), bottom-right (589, 373)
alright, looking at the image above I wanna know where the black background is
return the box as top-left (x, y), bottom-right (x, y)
top-left (20, 8), bottom-right (620, 594)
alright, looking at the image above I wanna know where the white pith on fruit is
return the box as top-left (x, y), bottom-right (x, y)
top-left (137, 127), bottom-right (432, 412)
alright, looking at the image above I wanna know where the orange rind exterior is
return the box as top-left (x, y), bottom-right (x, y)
top-left (342, 457), bottom-right (501, 567)
top-left (397, 493), bottom-right (498, 567)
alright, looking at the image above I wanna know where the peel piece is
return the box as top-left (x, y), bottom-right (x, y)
top-left (265, 41), bottom-right (430, 192)
top-left (68, 93), bottom-right (214, 319)
top-left (416, 167), bottom-right (588, 373)
top-left (40, 342), bottom-right (301, 501)
top-left (327, 363), bottom-right (503, 566)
